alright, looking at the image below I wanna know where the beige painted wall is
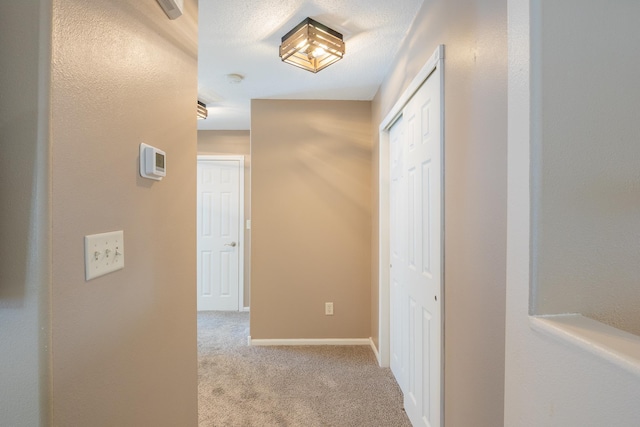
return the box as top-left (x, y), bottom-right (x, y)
top-left (198, 130), bottom-right (251, 307)
top-left (49, 1), bottom-right (198, 425)
top-left (371, 0), bottom-right (507, 425)
top-left (250, 99), bottom-right (372, 340)
top-left (0, 1), bottom-right (51, 425)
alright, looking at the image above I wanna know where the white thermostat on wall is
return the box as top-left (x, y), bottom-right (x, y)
top-left (140, 143), bottom-right (166, 181)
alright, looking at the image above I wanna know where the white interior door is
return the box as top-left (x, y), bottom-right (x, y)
top-left (390, 68), bottom-right (443, 427)
top-left (390, 114), bottom-right (408, 391)
top-left (197, 158), bottom-right (242, 311)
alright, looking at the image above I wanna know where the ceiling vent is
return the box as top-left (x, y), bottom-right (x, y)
top-left (156, 0), bottom-right (184, 20)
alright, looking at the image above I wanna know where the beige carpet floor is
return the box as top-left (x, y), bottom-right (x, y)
top-left (198, 311), bottom-right (412, 427)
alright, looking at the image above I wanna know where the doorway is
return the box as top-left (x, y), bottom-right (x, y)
top-left (197, 155), bottom-right (245, 311)
top-left (378, 45), bottom-right (444, 427)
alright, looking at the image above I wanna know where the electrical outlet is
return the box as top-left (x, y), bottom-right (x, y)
top-left (325, 302), bottom-right (334, 316)
top-left (84, 230), bottom-right (125, 280)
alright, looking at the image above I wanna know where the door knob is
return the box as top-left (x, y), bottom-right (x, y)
top-left (225, 242), bottom-right (237, 247)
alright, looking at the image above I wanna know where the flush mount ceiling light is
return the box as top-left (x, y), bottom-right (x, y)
top-left (197, 100), bottom-right (208, 120)
top-left (279, 18), bottom-right (345, 73)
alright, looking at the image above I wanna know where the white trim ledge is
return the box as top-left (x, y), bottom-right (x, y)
top-left (248, 337), bottom-right (371, 347)
top-left (242, 306), bottom-right (250, 312)
top-left (530, 314), bottom-right (640, 377)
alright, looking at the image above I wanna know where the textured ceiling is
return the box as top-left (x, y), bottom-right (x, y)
top-left (197, 0), bottom-right (424, 130)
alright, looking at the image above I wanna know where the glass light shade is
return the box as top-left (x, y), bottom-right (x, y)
top-left (197, 100), bottom-right (208, 120)
top-left (279, 18), bottom-right (345, 73)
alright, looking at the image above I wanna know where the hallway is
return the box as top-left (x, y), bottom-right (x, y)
top-left (198, 312), bottom-right (411, 426)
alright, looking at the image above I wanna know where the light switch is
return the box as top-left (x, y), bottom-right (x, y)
top-left (246, 219), bottom-right (251, 230)
top-left (84, 230), bottom-right (125, 280)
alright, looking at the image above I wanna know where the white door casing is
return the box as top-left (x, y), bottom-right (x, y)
top-left (379, 46), bottom-right (444, 427)
top-left (197, 156), bottom-right (244, 311)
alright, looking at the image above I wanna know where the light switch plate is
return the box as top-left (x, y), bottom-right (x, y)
top-left (84, 230), bottom-right (125, 280)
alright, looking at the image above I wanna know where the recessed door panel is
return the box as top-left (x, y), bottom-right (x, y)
top-left (201, 251), bottom-right (213, 296)
top-left (422, 161), bottom-right (432, 276)
top-left (220, 192), bottom-right (231, 237)
top-left (220, 252), bottom-right (230, 296)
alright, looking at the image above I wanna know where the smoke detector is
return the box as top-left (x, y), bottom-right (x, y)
top-left (226, 74), bottom-right (244, 84)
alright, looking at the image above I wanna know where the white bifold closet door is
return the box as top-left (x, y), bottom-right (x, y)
top-left (390, 68), bottom-right (443, 427)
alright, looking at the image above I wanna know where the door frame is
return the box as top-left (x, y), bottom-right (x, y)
top-left (377, 45), bottom-right (444, 369)
top-left (197, 154), bottom-right (245, 311)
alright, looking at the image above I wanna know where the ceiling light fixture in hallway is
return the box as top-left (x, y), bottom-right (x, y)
top-left (279, 17), bottom-right (345, 73)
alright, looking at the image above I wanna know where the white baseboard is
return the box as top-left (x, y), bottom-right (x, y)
top-left (369, 337), bottom-right (381, 365)
top-left (248, 337), bottom-right (371, 346)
